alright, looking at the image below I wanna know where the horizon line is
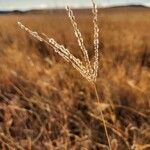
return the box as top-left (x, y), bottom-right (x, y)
top-left (0, 3), bottom-right (150, 11)
top-left (0, 3), bottom-right (149, 11)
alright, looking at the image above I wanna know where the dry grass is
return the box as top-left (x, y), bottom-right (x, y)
top-left (0, 6), bottom-right (149, 150)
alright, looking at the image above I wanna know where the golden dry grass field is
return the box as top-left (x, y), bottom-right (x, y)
top-left (0, 6), bottom-right (149, 150)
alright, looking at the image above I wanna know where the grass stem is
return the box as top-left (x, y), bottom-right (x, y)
top-left (92, 82), bottom-right (111, 150)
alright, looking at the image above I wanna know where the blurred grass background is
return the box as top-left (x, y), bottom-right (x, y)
top-left (0, 6), bottom-right (149, 149)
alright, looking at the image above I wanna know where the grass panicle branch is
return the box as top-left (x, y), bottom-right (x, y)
top-left (66, 6), bottom-right (91, 71)
top-left (92, 0), bottom-right (99, 78)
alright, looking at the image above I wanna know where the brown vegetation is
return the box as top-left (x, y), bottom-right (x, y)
top-left (0, 6), bottom-right (149, 150)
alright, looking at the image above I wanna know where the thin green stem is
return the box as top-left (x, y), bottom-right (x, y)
top-left (92, 82), bottom-right (111, 150)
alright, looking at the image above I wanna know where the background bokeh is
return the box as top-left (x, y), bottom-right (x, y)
top-left (0, 0), bottom-right (149, 149)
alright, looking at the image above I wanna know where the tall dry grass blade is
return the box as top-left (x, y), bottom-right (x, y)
top-left (18, 0), bottom-right (112, 149)
top-left (92, 0), bottom-right (111, 149)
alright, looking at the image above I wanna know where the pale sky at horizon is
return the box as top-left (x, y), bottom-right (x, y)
top-left (0, 0), bottom-right (149, 11)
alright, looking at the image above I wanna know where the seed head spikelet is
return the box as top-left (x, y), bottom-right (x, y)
top-left (17, 1), bottom-right (99, 83)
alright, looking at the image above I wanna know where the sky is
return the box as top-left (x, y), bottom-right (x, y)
top-left (0, 0), bottom-right (149, 11)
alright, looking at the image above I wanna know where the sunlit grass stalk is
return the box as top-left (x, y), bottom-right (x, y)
top-left (18, 0), bottom-right (111, 149)
top-left (92, 82), bottom-right (111, 150)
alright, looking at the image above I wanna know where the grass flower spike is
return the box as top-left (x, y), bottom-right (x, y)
top-left (18, 1), bottom-right (99, 83)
